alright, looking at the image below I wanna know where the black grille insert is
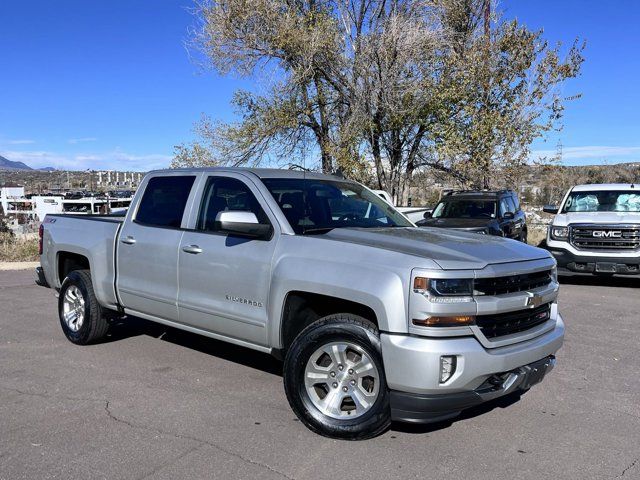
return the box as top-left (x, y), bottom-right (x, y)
top-left (474, 270), bottom-right (553, 296)
top-left (476, 303), bottom-right (552, 338)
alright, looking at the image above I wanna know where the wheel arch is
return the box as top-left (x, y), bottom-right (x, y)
top-left (57, 251), bottom-right (91, 285)
top-left (279, 291), bottom-right (379, 353)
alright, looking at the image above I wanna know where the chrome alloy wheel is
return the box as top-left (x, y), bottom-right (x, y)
top-left (62, 285), bottom-right (85, 332)
top-left (304, 342), bottom-right (380, 419)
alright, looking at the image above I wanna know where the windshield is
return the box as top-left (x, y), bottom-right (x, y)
top-left (562, 191), bottom-right (640, 213)
top-left (262, 178), bottom-right (413, 234)
top-left (432, 199), bottom-right (496, 219)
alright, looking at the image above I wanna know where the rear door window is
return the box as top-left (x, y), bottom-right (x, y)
top-left (135, 176), bottom-right (196, 228)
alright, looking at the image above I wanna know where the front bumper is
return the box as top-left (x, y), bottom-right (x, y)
top-left (381, 313), bottom-right (564, 423)
top-left (390, 356), bottom-right (555, 423)
top-left (548, 246), bottom-right (640, 275)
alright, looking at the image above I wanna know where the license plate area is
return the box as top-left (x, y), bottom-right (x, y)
top-left (520, 357), bottom-right (554, 390)
top-left (596, 262), bottom-right (617, 273)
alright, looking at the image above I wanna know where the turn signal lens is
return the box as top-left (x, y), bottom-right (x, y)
top-left (413, 277), bottom-right (428, 291)
top-left (412, 315), bottom-right (476, 327)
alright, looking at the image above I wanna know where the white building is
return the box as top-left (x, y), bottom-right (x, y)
top-left (1, 185), bottom-right (26, 215)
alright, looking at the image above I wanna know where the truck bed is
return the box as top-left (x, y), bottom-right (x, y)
top-left (47, 213), bottom-right (125, 223)
top-left (41, 214), bottom-right (124, 309)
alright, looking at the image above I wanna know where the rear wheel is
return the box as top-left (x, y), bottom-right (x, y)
top-left (58, 270), bottom-right (109, 345)
top-left (283, 314), bottom-right (391, 440)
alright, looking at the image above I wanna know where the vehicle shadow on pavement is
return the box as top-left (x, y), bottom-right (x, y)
top-left (390, 391), bottom-right (524, 435)
top-left (559, 274), bottom-right (640, 288)
top-left (105, 316), bottom-right (530, 435)
top-left (105, 315), bottom-right (283, 376)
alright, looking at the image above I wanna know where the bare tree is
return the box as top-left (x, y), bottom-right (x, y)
top-left (175, 0), bottom-right (584, 202)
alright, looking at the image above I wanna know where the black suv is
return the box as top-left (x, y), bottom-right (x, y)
top-left (416, 190), bottom-right (528, 242)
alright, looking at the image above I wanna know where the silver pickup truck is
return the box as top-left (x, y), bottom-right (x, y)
top-left (37, 168), bottom-right (564, 439)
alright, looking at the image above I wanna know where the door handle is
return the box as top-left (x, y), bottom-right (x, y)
top-left (182, 245), bottom-right (203, 254)
top-left (121, 236), bottom-right (136, 245)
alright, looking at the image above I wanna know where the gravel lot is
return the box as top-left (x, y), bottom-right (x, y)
top-left (1, 269), bottom-right (639, 480)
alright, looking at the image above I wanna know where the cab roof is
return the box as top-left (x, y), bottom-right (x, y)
top-left (571, 183), bottom-right (638, 192)
top-left (150, 167), bottom-right (346, 181)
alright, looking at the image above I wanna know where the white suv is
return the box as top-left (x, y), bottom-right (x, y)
top-left (544, 183), bottom-right (640, 275)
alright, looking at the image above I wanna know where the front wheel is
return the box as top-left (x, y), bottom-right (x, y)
top-left (283, 314), bottom-right (391, 440)
top-left (58, 270), bottom-right (109, 345)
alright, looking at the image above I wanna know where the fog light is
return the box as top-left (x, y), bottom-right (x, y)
top-left (439, 355), bottom-right (457, 383)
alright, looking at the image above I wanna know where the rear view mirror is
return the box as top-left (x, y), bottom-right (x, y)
top-left (543, 205), bottom-right (559, 215)
top-left (215, 211), bottom-right (272, 239)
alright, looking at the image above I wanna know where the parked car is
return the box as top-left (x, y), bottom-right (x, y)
top-left (371, 189), bottom-right (432, 223)
top-left (417, 190), bottom-right (528, 242)
top-left (37, 168), bottom-right (563, 439)
top-left (544, 183), bottom-right (640, 275)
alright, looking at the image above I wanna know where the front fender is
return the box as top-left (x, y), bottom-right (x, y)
top-left (267, 256), bottom-right (409, 348)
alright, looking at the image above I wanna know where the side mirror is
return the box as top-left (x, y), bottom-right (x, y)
top-left (543, 205), bottom-right (559, 214)
top-left (423, 211), bottom-right (432, 219)
top-left (503, 211), bottom-right (515, 220)
top-left (215, 211), bottom-right (272, 239)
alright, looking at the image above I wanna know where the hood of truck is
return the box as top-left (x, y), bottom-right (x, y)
top-left (322, 227), bottom-right (550, 270)
top-left (553, 211), bottom-right (640, 227)
top-left (418, 217), bottom-right (493, 229)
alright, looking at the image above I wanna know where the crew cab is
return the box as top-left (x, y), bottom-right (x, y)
top-left (37, 168), bottom-right (564, 439)
top-left (417, 190), bottom-right (528, 242)
top-left (544, 183), bottom-right (640, 275)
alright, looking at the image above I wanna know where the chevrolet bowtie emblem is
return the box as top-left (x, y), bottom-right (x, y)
top-left (526, 293), bottom-right (544, 308)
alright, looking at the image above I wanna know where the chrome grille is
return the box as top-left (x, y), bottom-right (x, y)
top-left (570, 224), bottom-right (640, 251)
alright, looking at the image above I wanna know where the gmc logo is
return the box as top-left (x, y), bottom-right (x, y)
top-left (592, 230), bottom-right (622, 238)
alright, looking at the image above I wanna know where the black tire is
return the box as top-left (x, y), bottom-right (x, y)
top-left (58, 269), bottom-right (109, 345)
top-left (283, 314), bottom-right (391, 440)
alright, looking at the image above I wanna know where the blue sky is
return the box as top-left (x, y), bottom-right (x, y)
top-left (1, 0), bottom-right (639, 171)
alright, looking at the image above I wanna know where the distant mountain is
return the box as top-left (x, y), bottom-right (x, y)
top-left (0, 155), bottom-right (33, 170)
top-left (39, 166), bottom-right (56, 171)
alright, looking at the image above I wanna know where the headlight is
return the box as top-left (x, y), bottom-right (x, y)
top-left (550, 226), bottom-right (569, 240)
top-left (413, 277), bottom-right (474, 303)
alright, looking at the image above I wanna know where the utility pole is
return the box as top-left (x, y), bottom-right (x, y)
top-left (556, 139), bottom-right (563, 164)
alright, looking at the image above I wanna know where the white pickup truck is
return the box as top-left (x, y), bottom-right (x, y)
top-left (37, 168), bottom-right (564, 439)
top-left (372, 189), bottom-right (432, 223)
top-left (544, 183), bottom-right (640, 275)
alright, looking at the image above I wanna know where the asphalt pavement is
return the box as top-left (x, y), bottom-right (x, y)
top-left (1, 269), bottom-right (639, 480)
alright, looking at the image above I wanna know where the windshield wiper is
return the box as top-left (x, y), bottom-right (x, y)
top-left (302, 227), bottom-right (335, 235)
